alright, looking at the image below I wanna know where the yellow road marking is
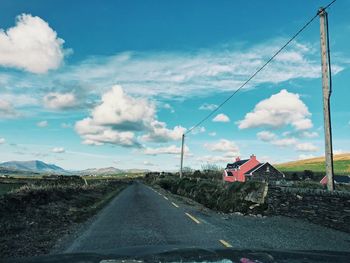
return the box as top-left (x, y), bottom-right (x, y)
top-left (172, 202), bottom-right (179, 208)
top-left (219, 239), bottom-right (232, 248)
top-left (163, 196), bottom-right (168, 200)
top-left (185, 213), bottom-right (201, 224)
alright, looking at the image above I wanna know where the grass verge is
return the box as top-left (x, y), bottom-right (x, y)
top-left (0, 179), bottom-right (129, 259)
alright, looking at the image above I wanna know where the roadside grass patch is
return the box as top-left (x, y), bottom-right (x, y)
top-left (0, 179), bottom-right (129, 258)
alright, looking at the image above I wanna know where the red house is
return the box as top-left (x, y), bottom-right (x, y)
top-left (223, 154), bottom-right (284, 183)
top-left (223, 155), bottom-right (260, 182)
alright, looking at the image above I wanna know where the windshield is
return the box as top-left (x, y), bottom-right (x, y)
top-left (0, 1), bottom-right (350, 262)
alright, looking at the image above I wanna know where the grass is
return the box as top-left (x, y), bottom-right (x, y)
top-left (0, 183), bottom-right (25, 195)
top-left (276, 153), bottom-right (350, 175)
top-left (0, 177), bottom-right (129, 258)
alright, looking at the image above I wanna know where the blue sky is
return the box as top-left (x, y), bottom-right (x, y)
top-left (0, 0), bottom-right (349, 170)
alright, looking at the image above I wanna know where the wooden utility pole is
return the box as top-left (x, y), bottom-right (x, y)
top-left (180, 134), bottom-right (185, 178)
top-left (319, 7), bottom-right (335, 191)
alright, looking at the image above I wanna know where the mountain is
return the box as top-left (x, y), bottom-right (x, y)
top-left (0, 160), bottom-right (66, 174)
top-left (78, 167), bottom-right (124, 176)
top-left (276, 153), bottom-right (350, 175)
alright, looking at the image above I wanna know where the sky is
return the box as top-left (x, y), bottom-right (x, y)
top-left (0, 0), bottom-right (349, 171)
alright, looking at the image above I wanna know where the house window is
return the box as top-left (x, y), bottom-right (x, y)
top-left (266, 166), bottom-right (270, 172)
top-left (226, 171), bottom-right (233, 176)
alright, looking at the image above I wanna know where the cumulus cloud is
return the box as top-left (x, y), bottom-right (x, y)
top-left (199, 103), bottom-right (217, 111)
top-left (0, 14), bottom-right (66, 73)
top-left (75, 117), bottom-right (139, 147)
top-left (43, 92), bottom-right (76, 109)
top-left (208, 132), bottom-right (216, 136)
top-left (75, 85), bottom-right (185, 147)
top-left (51, 147), bottom-right (65, 153)
top-left (271, 137), bottom-right (298, 147)
top-left (0, 138), bottom-right (5, 144)
top-left (37, 120), bottom-right (48, 127)
top-left (204, 139), bottom-right (240, 157)
top-left (296, 142), bottom-right (319, 152)
top-left (257, 131), bottom-right (277, 142)
top-left (141, 120), bottom-right (186, 142)
top-left (212, 113), bottom-right (230, 123)
top-left (0, 99), bottom-right (19, 118)
top-left (144, 145), bottom-right (190, 155)
top-left (238, 89), bottom-right (312, 131)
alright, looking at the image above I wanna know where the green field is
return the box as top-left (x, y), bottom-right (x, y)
top-left (276, 153), bottom-right (350, 175)
top-left (0, 183), bottom-right (24, 195)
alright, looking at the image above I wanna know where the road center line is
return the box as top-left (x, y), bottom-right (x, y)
top-left (185, 212), bottom-right (201, 224)
top-left (172, 202), bottom-right (179, 208)
top-left (219, 239), bottom-right (233, 248)
top-left (163, 196), bottom-right (168, 200)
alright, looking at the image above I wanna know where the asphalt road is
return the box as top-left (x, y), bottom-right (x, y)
top-left (63, 181), bottom-right (350, 253)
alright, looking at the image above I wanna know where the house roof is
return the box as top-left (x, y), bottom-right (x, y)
top-left (226, 159), bottom-right (249, 169)
top-left (244, 163), bottom-right (264, 175)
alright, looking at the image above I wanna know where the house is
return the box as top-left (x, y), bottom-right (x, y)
top-left (320, 175), bottom-right (350, 185)
top-left (223, 154), bottom-right (284, 183)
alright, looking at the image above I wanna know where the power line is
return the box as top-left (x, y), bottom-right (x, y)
top-left (185, 0), bottom-right (337, 135)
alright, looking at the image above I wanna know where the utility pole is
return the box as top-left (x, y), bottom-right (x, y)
top-left (319, 7), bottom-right (335, 191)
top-left (180, 134), bottom-right (185, 178)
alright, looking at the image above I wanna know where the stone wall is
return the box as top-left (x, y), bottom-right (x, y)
top-left (267, 186), bottom-right (350, 233)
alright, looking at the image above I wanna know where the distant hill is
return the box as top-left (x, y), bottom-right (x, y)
top-left (0, 160), bottom-right (66, 174)
top-left (276, 153), bottom-right (350, 175)
top-left (125, 169), bottom-right (151, 174)
top-left (78, 167), bottom-right (124, 176)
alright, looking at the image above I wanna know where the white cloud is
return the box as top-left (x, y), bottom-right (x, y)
top-left (143, 160), bottom-right (155, 166)
top-left (299, 131), bottom-right (319, 138)
top-left (298, 154), bottom-right (316, 160)
top-left (75, 117), bottom-right (139, 147)
top-left (51, 147), bottom-right (65, 153)
top-left (257, 131), bottom-right (277, 142)
top-left (163, 103), bottom-right (175, 113)
top-left (141, 120), bottom-right (186, 142)
top-left (75, 85), bottom-right (184, 147)
top-left (144, 145), bottom-right (190, 155)
top-left (204, 139), bottom-right (240, 156)
top-left (0, 138), bottom-right (5, 144)
top-left (271, 137), bottom-right (298, 147)
top-left (196, 155), bottom-right (231, 164)
top-left (0, 14), bottom-right (66, 73)
top-left (0, 99), bottom-right (19, 118)
top-left (61, 122), bottom-right (71, 128)
top-left (190, 126), bottom-right (206, 135)
top-left (199, 103), bottom-right (218, 111)
top-left (296, 142), bottom-right (319, 152)
top-left (43, 92), bottom-right (76, 109)
top-left (208, 132), bottom-right (216, 136)
top-left (37, 120), bottom-right (48, 127)
top-left (238, 89), bottom-right (312, 131)
top-left (213, 113), bottom-right (230, 123)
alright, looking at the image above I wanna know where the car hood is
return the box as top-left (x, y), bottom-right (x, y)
top-left (4, 246), bottom-right (350, 263)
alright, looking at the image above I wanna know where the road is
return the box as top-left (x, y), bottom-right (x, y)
top-left (63, 181), bottom-right (350, 254)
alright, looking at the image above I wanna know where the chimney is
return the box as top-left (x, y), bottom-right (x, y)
top-left (235, 156), bottom-right (241, 162)
top-left (250, 154), bottom-right (256, 160)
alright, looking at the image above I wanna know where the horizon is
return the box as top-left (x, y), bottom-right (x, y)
top-left (0, 0), bottom-right (349, 170)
